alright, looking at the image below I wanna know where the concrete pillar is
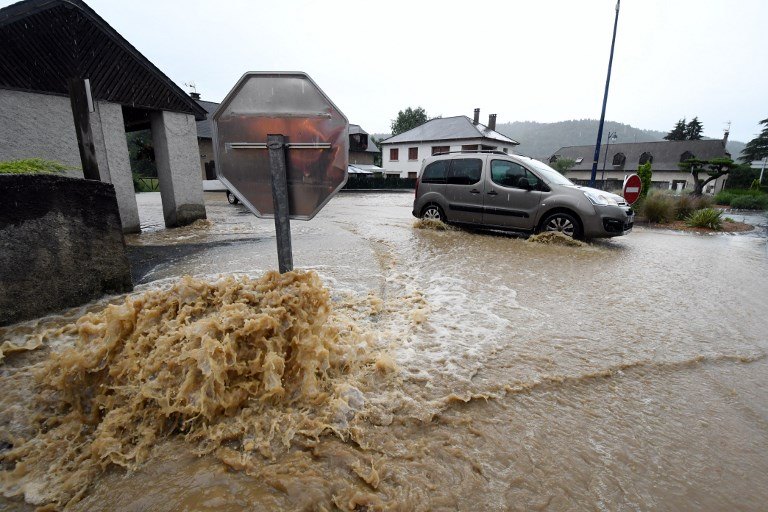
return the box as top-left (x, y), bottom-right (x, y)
top-left (150, 110), bottom-right (207, 228)
top-left (89, 101), bottom-right (141, 233)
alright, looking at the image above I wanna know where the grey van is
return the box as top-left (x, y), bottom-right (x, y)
top-left (412, 151), bottom-right (633, 239)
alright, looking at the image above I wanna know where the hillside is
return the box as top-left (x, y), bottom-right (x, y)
top-left (494, 120), bottom-right (745, 160)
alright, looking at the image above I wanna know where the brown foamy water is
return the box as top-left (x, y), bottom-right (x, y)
top-left (2, 192), bottom-right (768, 511)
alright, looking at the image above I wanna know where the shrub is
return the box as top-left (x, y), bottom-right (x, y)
top-left (637, 162), bottom-right (652, 202)
top-left (639, 192), bottom-right (675, 223)
top-left (694, 194), bottom-right (712, 210)
top-left (674, 194), bottom-right (696, 220)
top-left (714, 190), bottom-right (735, 205)
top-left (0, 158), bottom-right (72, 175)
top-left (686, 208), bottom-right (723, 230)
top-left (730, 195), bottom-right (768, 210)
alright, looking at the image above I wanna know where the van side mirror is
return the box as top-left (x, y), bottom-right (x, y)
top-left (518, 177), bottom-right (533, 190)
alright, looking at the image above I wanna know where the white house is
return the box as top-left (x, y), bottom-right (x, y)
top-left (380, 109), bottom-right (519, 178)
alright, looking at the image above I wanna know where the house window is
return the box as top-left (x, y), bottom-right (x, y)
top-left (432, 146), bottom-right (450, 155)
top-left (408, 147), bottom-right (418, 160)
top-left (481, 145), bottom-right (497, 151)
top-left (390, 148), bottom-right (399, 161)
top-left (462, 144), bottom-right (478, 151)
top-left (680, 151), bottom-right (695, 162)
top-left (639, 152), bottom-right (653, 165)
top-left (612, 152), bottom-right (626, 167)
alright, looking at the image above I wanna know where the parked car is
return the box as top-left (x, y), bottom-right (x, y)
top-left (412, 151), bottom-right (633, 239)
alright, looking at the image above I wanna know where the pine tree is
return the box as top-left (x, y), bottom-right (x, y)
top-left (664, 118), bottom-right (687, 140)
top-left (684, 117), bottom-right (704, 140)
top-left (740, 118), bottom-right (768, 163)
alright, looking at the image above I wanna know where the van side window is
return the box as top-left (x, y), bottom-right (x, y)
top-left (491, 160), bottom-right (540, 189)
top-left (421, 160), bottom-right (449, 183)
top-left (447, 158), bottom-right (482, 185)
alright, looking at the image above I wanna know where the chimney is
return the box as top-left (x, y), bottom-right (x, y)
top-left (488, 114), bottom-right (497, 131)
top-left (190, 91), bottom-right (201, 100)
top-left (722, 129), bottom-right (729, 145)
top-left (473, 108), bottom-right (480, 125)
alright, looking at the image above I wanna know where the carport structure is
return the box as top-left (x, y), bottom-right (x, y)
top-left (0, 0), bottom-right (207, 232)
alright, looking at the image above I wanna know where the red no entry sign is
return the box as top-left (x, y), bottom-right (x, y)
top-left (623, 174), bottom-right (642, 205)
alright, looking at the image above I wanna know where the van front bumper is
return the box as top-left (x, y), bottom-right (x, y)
top-left (583, 205), bottom-right (634, 238)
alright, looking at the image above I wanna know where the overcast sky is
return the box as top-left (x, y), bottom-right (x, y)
top-left (4, 0), bottom-right (766, 142)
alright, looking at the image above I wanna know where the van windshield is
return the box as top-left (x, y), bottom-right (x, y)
top-left (525, 159), bottom-right (575, 186)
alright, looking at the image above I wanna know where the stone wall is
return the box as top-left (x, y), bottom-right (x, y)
top-left (0, 174), bottom-right (133, 326)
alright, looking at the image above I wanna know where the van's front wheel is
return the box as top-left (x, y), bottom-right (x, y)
top-left (421, 204), bottom-right (445, 221)
top-left (540, 212), bottom-right (582, 239)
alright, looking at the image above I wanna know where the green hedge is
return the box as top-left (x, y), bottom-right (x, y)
top-left (730, 195), bottom-right (768, 210)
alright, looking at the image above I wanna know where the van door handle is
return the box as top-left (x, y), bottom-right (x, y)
top-left (470, 189), bottom-right (481, 194)
top-left (487, 191), bottom-right (498, 196)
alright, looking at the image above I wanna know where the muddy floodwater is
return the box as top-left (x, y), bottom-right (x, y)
top-left (2, 191), bottom-right (768, 511)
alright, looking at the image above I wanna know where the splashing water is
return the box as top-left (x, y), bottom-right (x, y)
top-left (0, 270), bottom-right (391, 509)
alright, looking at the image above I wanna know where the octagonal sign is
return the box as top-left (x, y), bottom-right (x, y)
top-left (212, 72), bottom-right (349, 220)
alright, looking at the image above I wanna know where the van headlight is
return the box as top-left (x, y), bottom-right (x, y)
top-left (584, 190), bottom-right (618, 206)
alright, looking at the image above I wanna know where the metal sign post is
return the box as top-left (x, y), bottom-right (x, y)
top-left (267, 134), bottom-right (293, 273)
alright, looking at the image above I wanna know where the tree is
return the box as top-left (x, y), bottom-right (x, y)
top-left (723, 164), bottom-right (759, 189)
top-left (663, 117), bottom-right (703, 141)
top-left (637, 161), bottom-right (652, 201)
top-left (126, 130), bottom-right (156, 177)
top-left (684, 117), bottom-right (704, 140)
top-left (679, 156), bottom-right (737, 195)
top-left (664, 118), bottom-right (687, 141)
top-left (552, 157), bottom-right (576, 176)
top-left (391, 107), bottom-right (429, 136)
top-left (740, 118), bottom-right (768, 163)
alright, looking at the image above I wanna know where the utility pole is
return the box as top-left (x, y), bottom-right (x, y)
top-left (589, 0), bottom-right (621, 187)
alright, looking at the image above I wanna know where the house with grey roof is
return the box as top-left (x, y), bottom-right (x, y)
top-left (380, 109), bottom-right (519, 177)
top-left (550, 136), bottom-right (732, 193)
top-left (348, 124), bottom-right (384, 175)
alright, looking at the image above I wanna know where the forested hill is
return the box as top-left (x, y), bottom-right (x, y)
top-left (495, 119), bottom-right (745, 160)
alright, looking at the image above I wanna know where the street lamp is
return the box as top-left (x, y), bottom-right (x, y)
top-left (589, 0), bottom-right (621, 187)
top-left (600, 131), bottom-right (618, 189)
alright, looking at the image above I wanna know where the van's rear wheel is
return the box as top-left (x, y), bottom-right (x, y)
top-left (421, 204), bottom-right (445, 221)
top-left (540, 212), bottom-right (581, 239)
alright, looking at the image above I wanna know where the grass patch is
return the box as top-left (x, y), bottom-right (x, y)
top-left (0, 158), bottom-right (73, 175)
top-left (686, 208), bottom-right (723, 230)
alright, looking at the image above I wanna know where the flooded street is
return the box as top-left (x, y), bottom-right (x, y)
top-left (2, 191), bottom-right (768, 511)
